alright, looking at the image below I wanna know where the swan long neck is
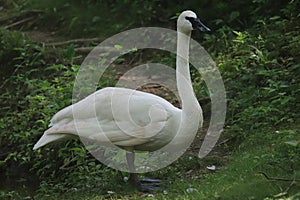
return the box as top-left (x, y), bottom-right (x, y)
top-left (176, 30), bottom-right (200, 115)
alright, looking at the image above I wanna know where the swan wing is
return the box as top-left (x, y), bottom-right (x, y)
top-left (35, 87), bottom-right (181, 149)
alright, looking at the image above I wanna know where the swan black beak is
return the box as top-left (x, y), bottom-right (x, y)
top-left (186, 17), bottom-right (211, 32)
top-left (194, 18), bottom-right (211, 32)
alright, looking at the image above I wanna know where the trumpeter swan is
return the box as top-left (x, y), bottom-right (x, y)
top-left (33, 10), bottom-right (210, 191)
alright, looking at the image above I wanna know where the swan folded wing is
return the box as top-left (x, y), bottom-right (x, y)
top-left (50, 87), bottom-right (178, 125)
top-left (49, 91), bottom-right (105, 126)
top-left (43, 87), bottom-right (180, 148)
top-left (43, 117), bottom-right (167, 147)
top-left (50, 87), bottom-right (136, 125)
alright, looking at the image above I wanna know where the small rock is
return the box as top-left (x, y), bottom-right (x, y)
top-left (186, 188), bottom-right (198, 193)
top-left (123, 176), bottom-right (129, 182)
top-left (206, 165), bottom-right (216, 171)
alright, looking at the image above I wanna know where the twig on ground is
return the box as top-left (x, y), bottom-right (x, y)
top-left (47, 38), bottom-right (103, 46)
top-left (258, 171), bottom-right (300, 182)
top-left (74, 46), bottom-right (118, 53)
top-left (4, 16), bottom-right (35, 29)
top-left (0, 10), bottom-right (43, 23)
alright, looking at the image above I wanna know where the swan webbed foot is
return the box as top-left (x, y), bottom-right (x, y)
top-left (129, 174), bottom-right (163, 192)
top-left (126, 152), bottom-right (163, 192)
top-left (136, 178), bottom-right (163, 192)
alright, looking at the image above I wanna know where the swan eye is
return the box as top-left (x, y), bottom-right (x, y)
top-left (185, 16), bottom-right (195, 22)
top-left (185, 16), bottom-right (198, 28)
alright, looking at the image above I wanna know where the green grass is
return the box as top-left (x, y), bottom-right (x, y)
top-left (27, 126), bottom-right (299, 200)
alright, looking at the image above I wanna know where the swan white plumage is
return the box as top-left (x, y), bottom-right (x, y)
top-left (33, 10), bottom-right (210, 190)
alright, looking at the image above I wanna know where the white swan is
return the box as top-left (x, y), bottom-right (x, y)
top-left (33, 10), bottom-right (210, 190)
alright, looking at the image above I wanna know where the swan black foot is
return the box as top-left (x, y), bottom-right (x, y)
top-left (136, 178), bottom-right (162, 192)
top-left (128, 173), bottom-right (163, 192)
top-left (126, 152), bottom-right (163, 192)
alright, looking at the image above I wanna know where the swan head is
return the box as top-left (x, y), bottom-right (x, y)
top-left (177, 10), bottom-right (211, 34)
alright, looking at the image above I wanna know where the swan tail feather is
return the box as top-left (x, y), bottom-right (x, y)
top-left (33, 123), bottom-right (78, 150)
top-left (33, 134), bottom-right (68, 150)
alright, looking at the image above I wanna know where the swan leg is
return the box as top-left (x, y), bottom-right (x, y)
top-left (126, 151), bottom-right (138, 184)
top-left (126, 151), bottom-right (162, 192)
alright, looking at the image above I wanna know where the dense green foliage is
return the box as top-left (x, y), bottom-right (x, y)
top-left (0, 0), bottom-right (299, 199)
